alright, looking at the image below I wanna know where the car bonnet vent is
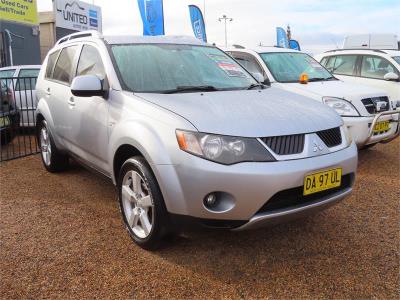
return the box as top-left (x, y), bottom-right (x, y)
top-left (316, 127), bottom-right (342, 147)
top-left (260, 134), bottom-right (305, 155)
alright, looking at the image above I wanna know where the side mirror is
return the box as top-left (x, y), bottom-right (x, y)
top-left (71, 75), bottom-right (106, 97)
top-left (383, 72), bottom-right (399, 81)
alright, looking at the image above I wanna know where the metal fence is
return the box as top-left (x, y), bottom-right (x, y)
top-left (0, 76), bottom-right (39, 162)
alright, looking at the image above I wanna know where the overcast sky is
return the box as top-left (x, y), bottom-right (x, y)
top-left (37, 0), bottom-right (400, 53)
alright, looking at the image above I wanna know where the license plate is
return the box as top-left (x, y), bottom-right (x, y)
top-left (0, 116), bottom-right (10, 128)
top-left (373, 120), bottom-right (390, 133)
top-left (303, 168), bottom-right (342, 196)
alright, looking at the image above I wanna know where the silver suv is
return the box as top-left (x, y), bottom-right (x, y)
top-left (36, 31), bottom-right (358, 249)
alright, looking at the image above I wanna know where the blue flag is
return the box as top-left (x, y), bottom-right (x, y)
top-left (137, 0), bottom-right (165, 36)
top-left (188, 5), bottom-right (207, 42)
top-left (276, 27), bottom-right (289, 48)
top-left (289, 39), bottom-right (301, 51)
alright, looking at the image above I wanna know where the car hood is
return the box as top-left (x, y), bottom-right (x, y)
top-left (135, 87), bottom-right (342, 137)
top-left (281, 80), bottom-right (387, 102)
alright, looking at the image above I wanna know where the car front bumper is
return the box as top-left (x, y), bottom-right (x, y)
top-left (154, 142), bottom-right (358, 228)
top-left (344, 111), bottom-right (400, 147)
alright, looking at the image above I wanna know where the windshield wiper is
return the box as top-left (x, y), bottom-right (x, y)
top-left (308, 77), bottom-right (336, 82)
top-left (247, 83), bottom-right (266, 90)
top-left (163, 85), bottom-right (219, 94)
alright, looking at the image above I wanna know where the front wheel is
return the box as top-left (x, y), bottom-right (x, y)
top-left (118, 156), bottom-right (171, 250)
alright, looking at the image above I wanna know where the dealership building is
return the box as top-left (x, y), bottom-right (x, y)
top-left (0, 0), bottom-right (102, 67)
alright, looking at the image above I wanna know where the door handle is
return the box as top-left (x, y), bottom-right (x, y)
top-left (45, 88), bottom-right (51, 96)
top-left (68, 97), bottom-right (75, 107)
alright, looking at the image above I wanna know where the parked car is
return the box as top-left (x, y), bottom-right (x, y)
top-left (0, 80), bottom-right (19, 146)
top-left (226, 47), bottom-right (400, 148)
top-left (36, 31), bottom-right (357, 249)
top-left (314, 49), bottom-right (400, 110)
top-left (0, 65), bottom-right (41, 127)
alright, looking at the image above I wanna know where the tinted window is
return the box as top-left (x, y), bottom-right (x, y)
top-left (77, 45), bottom-right (106, 79)
top-left (323, 56), bottom-right (337, 72)
top-left (16, 69), bottom-right (40, 91)
top-left (111, 44), bottom-right (255, 93)
top-left (53, 46), bottom-right (78, 84)
top-left (393, 56), bottom-right (400, 64)
top-left (330, 55), bottom-right (357, 76)
top-left (361, 55), bottom-right (397, 79)
top-left (45, 51), bottom-right (60, 79)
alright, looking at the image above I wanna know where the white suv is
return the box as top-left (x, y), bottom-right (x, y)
top-left (315, 49), bottom-right (400, 110)
top-left (226, 47), bottom-right (400, 148)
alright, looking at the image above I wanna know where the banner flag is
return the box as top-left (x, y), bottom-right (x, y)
top-left (289, 39), bottom-right (301, 51)
top-left (137, 0), bottom-right (165, 36)
top-left (276, 27), bottom-right (289, 48)
top-left (188, 5), bottom-right (207, 42)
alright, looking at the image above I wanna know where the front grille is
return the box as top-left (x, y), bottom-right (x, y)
top-left (316, 127), bottom-right (342, 147)
top-left (256, 173), bottom-right (354, 214)
top-left (260, 134), bottom-right (305, 155)
top-left (361, 96), bottom-right (390, 114)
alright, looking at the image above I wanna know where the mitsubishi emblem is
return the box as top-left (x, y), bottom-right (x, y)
top-left (312, 140), bottom-right (324, 152)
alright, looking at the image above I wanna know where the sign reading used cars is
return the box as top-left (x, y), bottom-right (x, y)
top-left (0, 0), bottom-right (38, 25)
top-left (54, 0), bottom-right (102, 33)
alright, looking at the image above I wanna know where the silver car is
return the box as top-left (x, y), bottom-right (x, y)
top-left (36, 31), bottom-right (358, 250)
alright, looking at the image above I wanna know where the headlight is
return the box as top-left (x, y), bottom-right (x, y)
top-left (323, 97), bottom-right (360, 117)
top-left (176, 130), bottom-right (275, 164)
top-left (342, 125), bottom-right (353, 147)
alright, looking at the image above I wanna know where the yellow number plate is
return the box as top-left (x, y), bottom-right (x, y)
top-left (0, 116), bottom-right (11, 128)
top-left (303, 168), bottom-right (342, 196)
top-left (373, 121), bottom-right (390, 133)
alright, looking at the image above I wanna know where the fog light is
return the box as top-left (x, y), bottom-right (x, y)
top-left (204, 193), bottom-right (217, 208)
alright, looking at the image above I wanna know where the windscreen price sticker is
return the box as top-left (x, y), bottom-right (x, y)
top-left (208, 53), bottom-right (247, 77)
top-left (217, 62), bottom-right (247, 77)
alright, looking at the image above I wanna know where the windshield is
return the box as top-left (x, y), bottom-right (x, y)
top-left (110, 44), bottom-right (256, 93)
top-left (0, 69), bottom-right (16, 89)
top-left (0, 69), bottom-right (16, 78)
top-left (392, 56), bottom-right (400, 64)
top-left (260, 52), bottom-right (333, 83)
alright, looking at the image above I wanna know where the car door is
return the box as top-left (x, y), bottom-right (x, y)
top-left (48, 45), bottom-right (80, 145)
top-left (356, 55), bottom-right (400, 104)
top-left (14, 68), bottom-right (40, 127)
top-left (65, 44), bottom-right (109, 173)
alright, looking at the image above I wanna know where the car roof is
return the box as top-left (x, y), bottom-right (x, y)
top-left (226, 46), bottom-right (299, 54)
top-left (104, 35), bottom-right (207, 46)
top-left (320, 49), bottom-right (400, 56)
top-left (0, 65), bottom-right (41, 70)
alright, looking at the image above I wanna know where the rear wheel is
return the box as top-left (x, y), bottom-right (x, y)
top-left (38, 119), bottom-right (69, 172)
top-left (118, 156), bottom-right (171, 250)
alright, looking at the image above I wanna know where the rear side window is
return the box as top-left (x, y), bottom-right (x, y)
top-left (231, 53), bottom-right (264, 76)
top-left (45, 51), bottom-right (60, 79)
top-left (52, 46), bottom-right (79, 84)
top-left (330, 55), bottom-right (357, 76)
top-left (76, 45), bottom-right (106, 80)
top-left (360, 55), bottom-right (398, 79)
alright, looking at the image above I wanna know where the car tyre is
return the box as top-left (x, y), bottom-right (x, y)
top-left (38, 119), bottom-right (69, 172)
top-left (118, 156), bottom-right (171, 250)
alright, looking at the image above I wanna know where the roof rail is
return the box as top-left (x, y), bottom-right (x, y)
top-left (324, 48), bottom-right (386, 53)
top-left (55, 30), bottom-right (102, 45)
